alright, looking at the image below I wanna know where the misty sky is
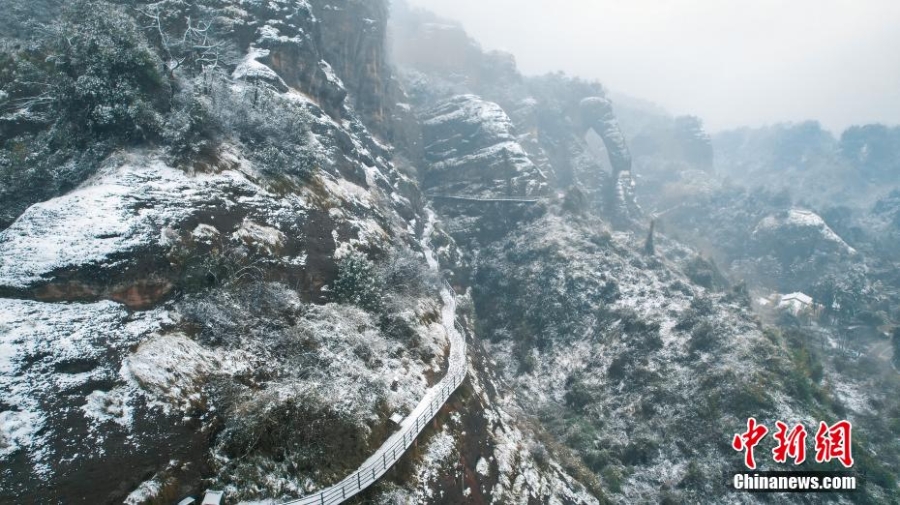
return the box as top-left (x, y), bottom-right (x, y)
top-left (404, 0), bottom-right (900, 134)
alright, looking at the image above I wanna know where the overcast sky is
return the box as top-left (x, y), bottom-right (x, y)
top-left (403, 0), bottom-right (900, 133)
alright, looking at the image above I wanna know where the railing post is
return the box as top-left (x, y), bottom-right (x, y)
top-left (357, 472), bottom-right (361, 489)
top-left (320, 492), bottom-right (324, 505)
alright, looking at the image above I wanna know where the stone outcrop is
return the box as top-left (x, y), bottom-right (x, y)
top-left (752, 208), bottom-right (856, 259)
top-left (416, 95), bottom-right (548, 245)
top-left (421, 95), bottom-right (547, 199)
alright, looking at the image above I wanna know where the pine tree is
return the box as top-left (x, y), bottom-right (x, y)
top-left (333, 251), bottom-right (383, 312)
top-left (643, 220), bottom-right (656, 255)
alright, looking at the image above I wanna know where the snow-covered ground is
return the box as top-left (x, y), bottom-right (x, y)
top-left (0, 298), bottom-right (164, 466)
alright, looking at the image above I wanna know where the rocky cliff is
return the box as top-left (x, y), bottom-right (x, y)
top-left (1, 1), bottom-right (898, 504)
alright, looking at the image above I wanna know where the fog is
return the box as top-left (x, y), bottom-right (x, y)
top-left (404, 0), bottom-right (900, 134)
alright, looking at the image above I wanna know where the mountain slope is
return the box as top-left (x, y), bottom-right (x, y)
top-left (1, 1), bottom-right (898, 504)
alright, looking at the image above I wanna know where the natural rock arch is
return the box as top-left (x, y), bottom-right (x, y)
top-left (579, 96), bottom-right (641, 225)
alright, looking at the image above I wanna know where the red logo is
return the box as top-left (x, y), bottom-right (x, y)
top-left (733, 418), bottom-right (853, 468)
top-left (772, 421), bottom-right (807, 465)
top-left (814, 420), bottom-right (854, 468)
top-left (732, 417), bottom-right (768, 469)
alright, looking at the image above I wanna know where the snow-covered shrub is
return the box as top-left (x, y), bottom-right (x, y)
top-left (377, 247), bottom-right (439, 299)
top-left (687, 321), bottom-right (717, 353)
top-left (564, 375), bottom-right (596, 412)
top-left (333, 251), bottom-right (384, 312)
top-left (251, 141), bottom-right (316, 180)
top-left (44, 1), bottom-right (168, 137)
top-left (529, 442), bottom-right (550, 470)
top-left (162, 80), bottom-right (219, 164)
top-left (214, 390), bottom-right (374, 477)
top-left (170, 240), bottom-right (263, 296)
top-left (210, 79), bottom-right (319, 180)
top-left (682, 255), bottom-right (726, 290)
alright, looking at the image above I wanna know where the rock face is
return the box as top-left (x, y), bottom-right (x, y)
top-left (579, 97), bottom-right (632, 176)
top-left (393, 6), bottom-right (642, 229)
top-left (739, 208), bottom-right (858, 290)
top-left (0, 1), bottom-right (447, 501)
top-left (417, 94), bottom-right (549, 247)
top-left (0, 298), bottom-right (198, 502)
top-left (752, 208), bottom-right (856, 258)
top-left (421, 94), bottom-right (547, 199)
top-left (0, 1), bottom-right (595, 503)
top-left (227, 0), bottom-right (408, 141)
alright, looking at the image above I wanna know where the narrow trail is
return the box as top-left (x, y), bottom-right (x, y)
top-left (272, 209), bottom-right (468, 505)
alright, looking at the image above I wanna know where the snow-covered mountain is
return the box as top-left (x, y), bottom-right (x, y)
top-left (1, 1), bottom-right (898, 504)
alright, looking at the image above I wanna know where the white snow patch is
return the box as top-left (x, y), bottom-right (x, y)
top-left (0, 160), bottom-right (243, 288)
top-left (123, 477), bottom-right (163, 505)
top-left (81, 387), bottom-right (133, 429)
top-left (0, 410), bottom-right (43, 459)
top-left (476, 456), bottom-right (490, 476)
top-left (233, 219), bottom-right (285, 255)
top-left (232, 47), bottom-right (287, 89)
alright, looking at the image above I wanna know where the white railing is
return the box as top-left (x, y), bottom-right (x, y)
top-left (279, 286), bottom-right (467, 505)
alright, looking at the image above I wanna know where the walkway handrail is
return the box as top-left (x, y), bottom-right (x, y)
top-left (428, 194), bottom-right (542, 204)
top-left (278, 286), bottom-right (467, 505)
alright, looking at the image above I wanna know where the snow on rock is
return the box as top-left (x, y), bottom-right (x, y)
top-left (412, 427), bottom-right (457, 501)
top-left (0, 298), bottom-right (162, 464)
top-left (81, 388), bottom-right (133, 429)
top-left (318, 60), bottom-right (344, 88)
top-left (475, 456), bottom-right (490, 476)
top-left (0, 410), bottom-right (42, 459)
top-left (0, 158), bottom-right (257, 289)
top-left (123, 476), bottom-right (163, 505)
top-left (232, 47), bottom-right (288, 91)
top-left (192, 223), bottom-right (221, 244)
top-left (421, 94), bottom-right (547, 199)
top-left (754, 208), bottom-right (856, 254)
top-left (0, 144), bottom-right (404, 303)
top-left (233, 219), bottom-right (286, 256)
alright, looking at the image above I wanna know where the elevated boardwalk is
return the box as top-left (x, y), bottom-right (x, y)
top-left (276, 284), bottom-right (467, 505)
top-left (429, 194), bottom-right (541, 204)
